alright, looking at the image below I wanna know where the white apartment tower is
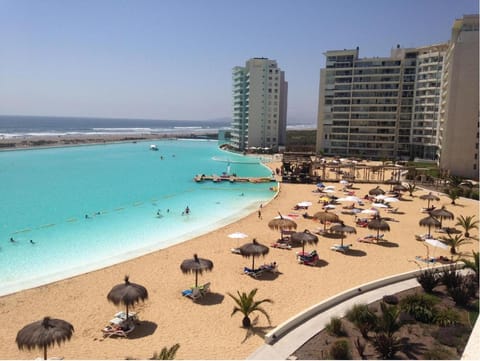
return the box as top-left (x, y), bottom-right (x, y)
top-left (437, 15), bottom-right (479, 179)
top-left (316, 46), bottom-right (447, 161)
top-left (231, 58), bottom-right (288, 152)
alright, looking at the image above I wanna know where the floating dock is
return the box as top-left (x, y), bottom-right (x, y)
top-left (194, 174), bottom-right (276, 183)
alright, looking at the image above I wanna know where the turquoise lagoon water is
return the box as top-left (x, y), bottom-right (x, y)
top-left (0, 140), bottom-right (275, 295)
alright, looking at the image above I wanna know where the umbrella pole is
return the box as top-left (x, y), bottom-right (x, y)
top-left (302, 241), bottom-right (305, 254)
top-left (252, 257), bottom-right (255, 270)
top-left (195, 271), bottom-right (198, 288)
top-left (126, 304), bottom-right (129, 319)
top-left (44, 345), bottom-right (47, 360)
top-left (377, 228), bottom-right (380, 240)
top-left (341, 234), bottom-right (344, 247)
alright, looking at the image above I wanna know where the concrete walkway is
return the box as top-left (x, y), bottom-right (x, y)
top-left (247, 277), bottom-right (420, 360)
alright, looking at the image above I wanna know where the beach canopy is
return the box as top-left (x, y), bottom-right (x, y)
top-left (367, 215), bottom-right (391, 239)
top-left (419, 215), bottom-right (441, 237)
top-left (268, 213), bottom-right (297, 238)
top-left (107, 275), bottom-right (148, 319)
top-left (297, 201), bottom-right (312, 207)
top-left (239, 238), bottom-right (269, 270)
top-left (180, 254), bottom-right (214, 288)
top-left (290, 229), bottom-right (319, 254)
top-left (16, 316), bottom-right (74, 360)
top-left (420, 192), bottom-right (440, 208)
top-left (369, 186), bottom-right (385, 196)
top-left (313, 210), bottom-right (340, 231)
top-left (430, 206), bottom-right (454, 228)
top-left (330, 221), bottom-right (357, 247)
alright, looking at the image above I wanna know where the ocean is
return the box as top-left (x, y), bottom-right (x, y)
top-left (0, 115), bottom-right (231, 138)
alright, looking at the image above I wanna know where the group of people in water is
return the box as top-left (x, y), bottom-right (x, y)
top-left (155, 206), bottom-right (190, 217)
top-left (9, 237), bottom-right (35, 244)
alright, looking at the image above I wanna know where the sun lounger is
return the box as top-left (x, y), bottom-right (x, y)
top-left (102, 320), bottom-right (135, 338)
top-left (271, 241), bottom-right (292, 250)
top-left (259, 262), bottom-right (279, 273)
top-left (330, 244), bottom-right (352, 253)
top-left (244, 267), bottom-right (264, 278)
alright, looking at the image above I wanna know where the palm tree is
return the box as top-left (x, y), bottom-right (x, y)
top-left (150, 344), bottom-right (180, 360)
top-left (439, 233), bottom-right (471, 255)
top-left (448, 175), bottom-right (464, 188)
top-left (406, 183), bottom-right (417, 197)
top-left (446, 188), bottom-right (460, 205)
top-left (455, 215), bottom-right (479, 237)
top-left (227, 288), bottom-right (273, 328)
top-left (460, 251), bottom-right (479, 280)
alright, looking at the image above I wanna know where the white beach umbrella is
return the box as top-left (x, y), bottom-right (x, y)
top-left (297, 201), bottom-right (313, 207)
top-left (372, 203), bottom-right (389, 208)
top-left (337, 196), bottom-right (361, 203)
top-left (339, 180), bottom-right (349, 185)
top-left (424, 238), bottom-right (449, 259)
top-left (383, 197), bottom-right (399, 203)
top-left (324, 185), bottom-right (336, 190)
top-left (374, 194), bottom-right (388, 200)
top-left (324, 204), bottom-right (336, 209)
top-left (323, 189), bottom-right (336, 193)
top-left (424, 238), bottom-right (449, 250)
top-left (228, 232), bottom-right (249, 248)
top-left (228, 232), bottom-right (248, 239)
top-left (361, 208), bottom-right (379, 215)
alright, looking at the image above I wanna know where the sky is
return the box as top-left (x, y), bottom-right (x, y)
top-left (0, 0), bottom-right (478, 124)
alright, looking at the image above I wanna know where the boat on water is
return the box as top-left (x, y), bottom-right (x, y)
top-left (150, 144), bottom-right (159, 151)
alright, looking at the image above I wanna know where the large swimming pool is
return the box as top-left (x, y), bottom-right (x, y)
top-left (0, 140), bottom-right (275, 295)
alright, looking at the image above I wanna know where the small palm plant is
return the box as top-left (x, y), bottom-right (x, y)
top-left (228, 288), bottom-right (273, 328)
top-left (455, 215), bottom-right (479, 237)
top-left (446, 188), bottom-right (460, 205)
top-left (460, 251), bottom-right (479, 280)
top-left (150, 344), bottom-right (180, 360)
top-left (440, 233), bottom-right (471, 255)
top-left (406, 183), bottom-right (417, 197)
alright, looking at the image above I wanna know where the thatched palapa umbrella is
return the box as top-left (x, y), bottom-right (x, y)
top-left (393, 184), bottom-right (407, 192)
top-left (369, 186), bottom-right (385, 196)
top-left (430, 206), bottom-right (454, 228)
top-left (313, 210), bottom-right (340, 231)
top-left (419, 215), bottom-right (441, 237)
top-left (16, 317), bottom-right (74, 360)
top-left (290, 229), bottom-right (319, 254)
top-left (330, 221), bottom-right (357, 247)
top-left (239, 238), bottom-right (269, 270)
top-left (420, 192), bottom-right (440, 209)
top-left (367, 215), bottom-right (390, 240)
top-left (107, 275), bottom-right (148, 319)
top-left (268, 212), bottom-right (297, 239)
top-left (180, 254), bottom-right (214, 288)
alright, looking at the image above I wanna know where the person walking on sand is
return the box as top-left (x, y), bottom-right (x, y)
top-left (258, 209), bottom-right (262, 219)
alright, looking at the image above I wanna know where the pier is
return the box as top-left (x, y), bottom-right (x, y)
top-left (193, 174), bottom-right (276, 184)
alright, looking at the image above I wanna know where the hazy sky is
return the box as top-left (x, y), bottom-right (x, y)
top-left (0, 0), bottom-right (478, 123)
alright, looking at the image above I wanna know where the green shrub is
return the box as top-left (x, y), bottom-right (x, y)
top-left (372, 333), bottom-right (401, 359)
top-left (434, 308), bottom-right (461, 327)
top-left (440, 266), bottom-right (462, 289)
top-left (448, 285), bottom-right (471, 306)
top-left (417, 268), bottom-right (440, 293)
top-left (329, 339), bottom-right (351, 360)
top-left (326, 316), bottom-right (346, 337)
top-left (346, 304), bottom-right (377, 338)
top-left (400, 293), bottom-right (438, 323)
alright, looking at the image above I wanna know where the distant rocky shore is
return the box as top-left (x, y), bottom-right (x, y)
top-left (0, 131), bottom-right (219, 150)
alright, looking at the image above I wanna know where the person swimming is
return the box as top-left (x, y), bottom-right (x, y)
top-left (30, 239), bottom-right (35, 244)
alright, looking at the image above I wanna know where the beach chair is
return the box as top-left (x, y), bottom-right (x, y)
top-left (244, 267), bottom-right (264, 278)
top-left (259, 262), bottom-right (279, 273)
top-left (184, 287), bottom-right (202, 300)
top-left (231, 247), bottom-right (241, 254)
top-left (199, 282), bottom-right (211, 296)
top-left (330, 244), bottom-right (352, 253)
top-left (102, 321), bottom-right (135, 338)
top-left (270, 241), bottom-right (292, 250)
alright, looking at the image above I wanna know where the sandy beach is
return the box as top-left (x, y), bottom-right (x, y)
top-left (0, 156), bottom-right (478, 359)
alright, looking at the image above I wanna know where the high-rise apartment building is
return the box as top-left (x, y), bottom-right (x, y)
top-left (231, 58), bottom-right (288, 152)
top-left (316, 45), bottom-right (446, 160)
top-left (437, 15), bottom-right (479, 179)
top-left (316, 14), bottom-right (479, 179)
